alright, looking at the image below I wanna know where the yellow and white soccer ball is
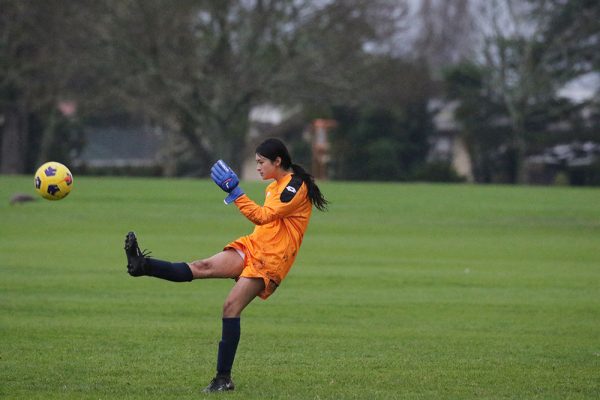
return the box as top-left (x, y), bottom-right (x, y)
top-left (34, 161), bottom-right (74, 200)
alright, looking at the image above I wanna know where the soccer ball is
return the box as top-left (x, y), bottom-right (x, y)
top-left (34, 161), bottom-right (74, 200)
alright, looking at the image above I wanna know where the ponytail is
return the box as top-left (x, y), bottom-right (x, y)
top-left (256, 138), bottom-right (329, 212)
top-left (291, 163), bottom-right (329, 212)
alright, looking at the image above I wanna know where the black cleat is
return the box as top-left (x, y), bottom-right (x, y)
top-left (203, 375), bottom-right (235, 393)
top-left (124, 231), bottom-right (150, 276)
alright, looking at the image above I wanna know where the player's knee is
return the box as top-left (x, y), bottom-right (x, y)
top-left (222, 298), bottom-right (241, 318)
top-left (188, 259), bottom-right (212, 278)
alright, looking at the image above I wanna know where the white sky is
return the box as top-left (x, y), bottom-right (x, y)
top-left (558, 72), bottom-right (600, 103)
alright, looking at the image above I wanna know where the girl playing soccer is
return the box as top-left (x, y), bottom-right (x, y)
top-left (124, 138), bottom-right (328, 392)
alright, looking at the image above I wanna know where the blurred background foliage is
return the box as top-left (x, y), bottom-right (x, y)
top-left (1, 0), bottom-right (599, 184)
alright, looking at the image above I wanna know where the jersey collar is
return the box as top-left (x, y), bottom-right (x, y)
top-left (275, 172), bottom-right (293, 183)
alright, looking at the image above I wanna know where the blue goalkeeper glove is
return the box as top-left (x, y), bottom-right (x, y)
top-left (210, 160), bottom-right (245, 204)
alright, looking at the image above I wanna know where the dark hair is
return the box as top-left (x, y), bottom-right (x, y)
top-left (256, 138), bottom-right (328, 211)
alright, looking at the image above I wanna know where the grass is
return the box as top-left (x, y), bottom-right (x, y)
top-left (1, 175), bottom-right (599, 399)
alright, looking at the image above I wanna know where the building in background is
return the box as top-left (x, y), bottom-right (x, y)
top-left (429, 100), bottom-right (474, 182)
top-left (73, 125), bottom-right (165, 175)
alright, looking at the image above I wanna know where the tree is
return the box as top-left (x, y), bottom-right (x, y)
top-left (0, 1), bottom-right (91, 174)
top-left (472, 1), bottom-right (544, 182)
top-left (82, 0), bottom-right (409, 175)
top-left (328, 56), bottom-right (435, 181)
top-left (0, 1), bottom-right (54, 173)
top-left (467, 0), bottom-right (599, 183)
top-left (538, 0), bottom-right (600, 78)
top-left (411, 0), bottom-right (477, 69)
top-left (444, 0), bottom-right (599, 183)
top-left (1, 0), bottom-right (411, 176)
top-left (539, 0), bottom-right (600, 143)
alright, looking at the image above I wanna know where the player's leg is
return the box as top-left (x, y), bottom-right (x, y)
top-left (187, 250), bottom-right (245, 279)
top-left (203, 277), bottom-right (265, 393)
top-left (124, 232), bottom-right (244, 281)
top-left (124, 231), bottom-right (194, 281)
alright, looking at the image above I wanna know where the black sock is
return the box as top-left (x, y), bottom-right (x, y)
top-left (216, 317), bottom-right (241, 377)
top-left (145, 258), bottom-right (193, 282)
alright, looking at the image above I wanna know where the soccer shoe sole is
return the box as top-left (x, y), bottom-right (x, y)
top-left (124, 231), bottom-right (147, 276)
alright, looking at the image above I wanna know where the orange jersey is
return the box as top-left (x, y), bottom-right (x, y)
top-left (225, 173), bottom-right (312, 299)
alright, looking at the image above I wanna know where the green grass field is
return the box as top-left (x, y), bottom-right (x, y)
top-left (1, 175), bottom-right (599, 399)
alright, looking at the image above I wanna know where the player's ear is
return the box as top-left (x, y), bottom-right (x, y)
top-left (274, 157), bottom-right (282, 167)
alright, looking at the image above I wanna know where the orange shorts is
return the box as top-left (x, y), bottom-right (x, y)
top-left (224, 243), bottom-right (279, 300)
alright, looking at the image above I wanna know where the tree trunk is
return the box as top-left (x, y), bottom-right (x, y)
top-left (177, 112), bottom-right (214, 176)
top-left (1, 104), bottom-right (29, 174)
top-left (219, 109), bottom-right (250, 175)
top-left (513, 133), bottom-right (527, 184)
top-left (36, 108), bottom-right (58, 167)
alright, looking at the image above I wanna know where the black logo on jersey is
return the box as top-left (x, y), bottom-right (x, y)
top-left (280, 175), bottom-right (303, 203)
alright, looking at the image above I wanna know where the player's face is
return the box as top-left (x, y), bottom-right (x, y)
top-left (256, 154), bottom-right (280, 180)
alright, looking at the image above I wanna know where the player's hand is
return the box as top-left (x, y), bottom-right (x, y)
top-left (211, 160), bottom-right (239, 193)
top-left (210, 160), bottom-right (245, 204)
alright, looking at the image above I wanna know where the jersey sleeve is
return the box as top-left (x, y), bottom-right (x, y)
top-left (234, 176), bottom-right (307, 225)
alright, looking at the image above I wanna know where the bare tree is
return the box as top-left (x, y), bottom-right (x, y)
top-left (0, 1), bottom-right (50, 173)
top-left (471, 0), bottom-right (552, 182)
top-left (412, 0), bottom-right (477, 69)
top-left (0, 1), bottom-right (93, 173)
top-left (0, 0), bottom-right (418, 176)
top-left (83, 0), bottom-right (410, 175)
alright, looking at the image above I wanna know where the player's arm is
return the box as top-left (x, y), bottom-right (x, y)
top-left (233, 180), bottom-right (305, 225)
top-left (211, 160), bottom-right (305, 225)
